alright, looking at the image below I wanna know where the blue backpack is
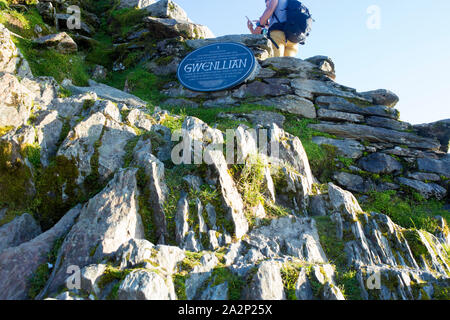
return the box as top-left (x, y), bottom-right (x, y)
top-left (273, 0), bottom-right (313, 45)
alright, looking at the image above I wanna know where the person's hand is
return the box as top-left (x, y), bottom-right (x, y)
top-left (247, 20), bottom-right (254, 32)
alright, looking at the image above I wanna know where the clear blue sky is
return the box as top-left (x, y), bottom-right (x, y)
top-left (175, 0), bottom-right (450, 125)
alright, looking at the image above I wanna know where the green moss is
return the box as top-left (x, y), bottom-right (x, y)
top-left (433, 284), bottom-right (450, 300)
top-left (0, 6), bottom-right (51, 39)
top-left (161, 113), bottom-right (185, 133)
top-left (153, 55), bottom-right (174, 66)
top-left (344, 97), bottom-right (373, 108)
top-left (210, 267), bottom-right (244, 300)
top-left (314, 216), bottom-right (362, 300)
top-left (28, 263), bottom-right (49, 299)
top-left (28, 236), bottom-right (64, 299)
top-left (173, 274), bottom-right (187, 300)
top-left (102, 66), bottom-right (168, 105)
top-left (136, 168), bottom-right (157, 243)
top-left (0, 140), bottom-right (33, 209)
top-left (280, 262), bottom-right (302, 300)
top-left (23, 143), bottom-right (41, 169)
top-left (180, 251), bottom-right (204, 273)
top-left (361, 190), bottom-right (448, 234)
top-left (34, 155), bottom-right (80, 230)
top-left (57, 120), bottom-right (71, 147)
top-left (82, 99), bottom-right (95, 111)
top-left (58, 87), bottom-right (73, 99)
top-left (109, 7), bottom-right (148, 37)
top-left (0, 126), bottom-right (14, 137)
top-left (97, 266), bottom-right (130, 291)
top-left (83, 129), bottom-right (105, 197)
top-left (13, 37), bottom-right (89, 86)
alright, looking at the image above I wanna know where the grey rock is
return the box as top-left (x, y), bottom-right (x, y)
top-left (175, 192), bottom-right (189, 245)
top-left (247, 216), bottom-right (327, 263)
top-left (396, 178), bottom-right (447, 200)
top-left (417, 156), bottom-right (450, 178)
top-left (115, 238), bottom-right (155, 269)
top-left (2, 125), bottom-right (36, 147)
top-left (91, 99), bottom-right (118, 121)
top-left (205, 148), bottom-right (249, 239)
top-left (261, 57), bottom-right (316, 79)
top-left (118, 0), bottom-right (156, 9)
top-left (406, 172), bottom-right (441, 182)
top-left (152, 244), bottom-right (185, 274)
top-left (161, 98), bottom-right (199, 108)
top-left (80, 264), bottom-right (107, 296)
top-left (199, 281), bottom-right (228, 300)
top-left (50, 92), bottom-right (98, 118)
top-left (258, 95), bottom-right (316, 119)
top-left (0, 205), bottom-right (81, 300)
top-left (44, 169), bottom-right (145, 295)
top-left (357, 153), bottom-right (403, 174)
top-left (185, 253), bottom-right (218, 300)
top-left (312, 137), bottom-right (365, 159)
top-left (308, 195), bottom-right (328, 217)
top-left (33, 33), bottom-right (77, 54)
top-left (205, 203), bottom-right (217, 230)
top-left (35, 110), bottom-right (63, 167)
top-left (118, 269), bottom-right (172, 300)
top-left (268, 124), bottom-right (314, 206)
top-left (360, 89), bottom-right (399, 108)
top-left (57, 112), bottom-right (107, 184)
top-left (246, 260), bottom-right (285, 300)
top-left (366, 116), bottom-right (411, 131)
top-left (291, 79), bottom-right (371, 102)
top-left (207, 230), bottom-right (219, 250)
top-left (308, 122), bottom-right (440, 150)
top-left (322, 283), bottom-right (346, 300)
top-left (98, 119), bottom-right (137, 180)
top-left (0, 73), bottom-right (33, 128)
top-left (183, 175), bottom-right (203, 192)
top-left (146, 57), bottom-right (180, 76)
top-left (305, 55), bottom-right (336, 79)
top-left (232, 80), bottom-right (291, 98)
top-left (414, 119), bottom-right (450, 153)
top-left (327, 183), bottom-right (363, 221)
top-left (143, 0), bottom-right (189, 21)
top-left (316, 95), bottom-right (399, 119)
top-left (0, 23), bottom-right (32, 77)
top-left (127, 109), bottom-right (153, 131)
top-left (144, 16), bottom-right (214, 40)
top-left (295, 268), bottom-right (314, 300)
top-left (333, 171), bottom-right (369, 193)
top-left (0, 213), bottom-right (41, 253)
top-left (65, 79), bottom-right (147, 107)
top-left (183, 231), bottom-right (202, 252)
top-left (317, 108), bottom-right (365, 123)
top-left (203, 96), bottom-right (237, 108)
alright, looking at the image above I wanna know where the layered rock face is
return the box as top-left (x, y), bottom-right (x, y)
top-left (0, 0), bottom-right (448, 301)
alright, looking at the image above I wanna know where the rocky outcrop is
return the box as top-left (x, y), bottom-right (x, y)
top-left (63, 79), bottom-right (147, 107)
top-left (0, 23), bottom-right (32, 77)
top-left (0, 206), bottom-right (81, 300)
top-left (43, 168), bottom-right (145, 295)
top-left (0, 213), bottom-right (41, 253)
top-left (33, 33), bottom-right (78, 54)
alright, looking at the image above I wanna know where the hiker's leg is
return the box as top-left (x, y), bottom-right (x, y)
top-left (284, 41), bottom-right (299, 57)
top-left (269, 30), bottom-right (286, 57)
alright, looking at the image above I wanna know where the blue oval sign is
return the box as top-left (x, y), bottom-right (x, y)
top-left (177, 42), bottom-right (256, 92)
